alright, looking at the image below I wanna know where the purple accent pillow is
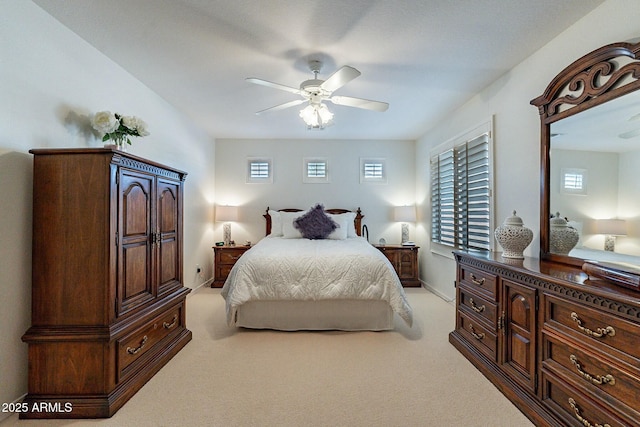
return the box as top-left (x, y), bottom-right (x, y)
top-left (294, 204), bottom-right (338, 239)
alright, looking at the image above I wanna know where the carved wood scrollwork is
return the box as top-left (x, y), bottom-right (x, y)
top-left (532, 42), bottom-right (640, 122)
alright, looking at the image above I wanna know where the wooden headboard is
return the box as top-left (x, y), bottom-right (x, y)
top-left (264, 207), bottom-right (364, 237)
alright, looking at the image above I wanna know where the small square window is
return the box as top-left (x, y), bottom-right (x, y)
top-left (247, 157), bottom-right (273, 183)
top-left (561, 168), bottom-right (587, 195)
top-left (303, 158), bottom-right (329, 183)
top-left (360, 158), bottom-right (387, 184)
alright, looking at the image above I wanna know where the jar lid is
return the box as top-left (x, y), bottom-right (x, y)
top-left (503, 210), bottom-right (524, 226)
top-left (550, 212), bottom-right (568, 227)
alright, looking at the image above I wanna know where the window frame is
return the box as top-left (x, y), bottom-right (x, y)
top-left (560, 167), bottom-right (588, 195)
top-left (303, 157), bottom-right (329, 183)
top-left (360, 157), bottom-right (387, 184)
top-left (246, 157), bottom-right (273, 184)
top-left (430, 119), bottom-right (494, 256)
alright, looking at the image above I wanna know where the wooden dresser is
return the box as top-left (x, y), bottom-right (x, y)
top-left (374, 245), bottom-right (420, 287)
top-left (212, 245), bottom-right (251, 287)
top-left (449, 251), bottom-right (640, 427)
top-left (22, 148), bottom-right (192, 418)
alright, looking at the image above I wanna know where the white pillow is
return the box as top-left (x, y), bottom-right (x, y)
top-left (329, 212), bottom-right (357, 237)
top-left (280, 210), bottom-right (306, 239)
top-left (268, 210), bottom-right (283, 237)
top-left (327, 216), bottom-right (349, 240)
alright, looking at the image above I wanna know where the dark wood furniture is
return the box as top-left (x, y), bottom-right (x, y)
top-left (374, 245), bottom-right (420, 287)
top-left (531, 40), bottom-right (640, 271)
top-left (450, 40), bottom-right (640, 427)
top-left (450, 251), bottom-right (640, 427)
top-left (264, 207), bottom-right (363, 236)
top-left (21, 148), bottom-right (192, 419)
top-left (212, 245), bottom-right (251, 287)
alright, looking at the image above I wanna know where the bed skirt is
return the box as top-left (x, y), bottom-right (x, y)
top-left (235, 299), bottom-right (394, 331)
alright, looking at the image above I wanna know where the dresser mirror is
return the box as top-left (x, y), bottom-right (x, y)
top-left (532, 40), bottom-right (640, 269)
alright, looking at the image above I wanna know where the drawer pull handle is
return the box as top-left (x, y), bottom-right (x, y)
top-left (469, 298), bottom-right (485, 313)
top-left (569, 355), bottom-right (615, 386)
top-left (568, 398), bottom-right (611, 427)
top-left (163, 314), bottom-right (178, 329)
top-left (570, 312), bottom-right (616, 338)
top-left (469, 324), bottom-right (485, 340)
top-left (470, 274), bottom-right (485, 286)
top-left (126, 335), bottom-right (148, 355)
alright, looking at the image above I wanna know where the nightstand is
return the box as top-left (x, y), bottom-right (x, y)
top-left (212, 245), bottom-right (251, 287)
top-left (374, 245), bottom-right (420, 287)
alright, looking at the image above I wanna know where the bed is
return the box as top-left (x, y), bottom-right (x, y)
top-left (220, 205), bottom-right (413, 331)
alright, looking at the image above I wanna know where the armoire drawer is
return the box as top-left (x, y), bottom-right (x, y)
top-left (542, 333), bottom-right (640, 419)
top-left (117, 303), bottom-right (185, 381)
top-left (457, 310), bottom-right (497, 362)
top-left (541, 370), bottom-right (630, 427)
top-left (458, 285), bottom-right (498, 329)
top-left (543, 294), bottom-right (640, 364)
top-left (459, 265), bottom-right (497, 301)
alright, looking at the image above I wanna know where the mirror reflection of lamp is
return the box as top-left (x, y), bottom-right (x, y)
top-left (394, 206), bottom-right (416, 244)
top-left (216, 205), bottom-right (239, 246)
top-left (595, 219), bottom-right (627, 251)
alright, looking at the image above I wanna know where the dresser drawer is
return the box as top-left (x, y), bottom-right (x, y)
top-left (459, 265), bottom-right (497, 301)
top-left (541, 370), bottom-right (630, 427)
top-left (458, 285), bottom-right (498, 329)
top-left (457, 310), bottom-right (497, 362)
top-left (117, 303), bottom-right (185, 382)
top-left (543, 294), bottom-right (640, 364)
top-left (543, 333), bottom-right (640, 419)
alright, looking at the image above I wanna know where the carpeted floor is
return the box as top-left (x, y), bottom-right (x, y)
top-left (2, 287), bottom-right (533, 427)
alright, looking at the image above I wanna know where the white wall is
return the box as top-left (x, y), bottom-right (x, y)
top-left (416, 0), bottom-right (640, 300)
top-left (215, 139), bottom-right (416, 245)
top-left (0, 1), bottom-right (215, 416)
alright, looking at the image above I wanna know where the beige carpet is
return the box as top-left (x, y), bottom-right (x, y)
top-left (2, 287), bottom-right (533, 427)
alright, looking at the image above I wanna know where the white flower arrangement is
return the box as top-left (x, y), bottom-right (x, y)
top-left (91, 111), bottom-right (150, 147)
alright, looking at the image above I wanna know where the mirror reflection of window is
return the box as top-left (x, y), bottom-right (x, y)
top-left (549, 91), bottom-right (640, 263)
top-left (561, 168), bottom-right (587, 195)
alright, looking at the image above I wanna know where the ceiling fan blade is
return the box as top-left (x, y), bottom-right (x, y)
top-left (255, 99), bottom-right (305, 115)
top-left (329, 96), bottom-right (389, 112)
top-left (246, 78), bottom-right (302, 95)
top-left (320, 66), bottom-right (361, 92)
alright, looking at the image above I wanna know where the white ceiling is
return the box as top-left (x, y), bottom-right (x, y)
top-left (32, 0), bottom-right (603, 141)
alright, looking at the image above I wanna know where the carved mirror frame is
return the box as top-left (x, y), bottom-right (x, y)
top-left (531, 40), bottom-right (640, 267)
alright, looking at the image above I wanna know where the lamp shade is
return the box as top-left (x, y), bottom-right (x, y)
top-left (215, 205), bottom-right (238, 222)
top-left (394, 206), bottom-right (416, 222)
top-left (595, 219), bottom-right (627, 236)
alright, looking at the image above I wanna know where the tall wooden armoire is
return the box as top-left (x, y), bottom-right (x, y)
top-left (21, 148), bottom-right (192, 418)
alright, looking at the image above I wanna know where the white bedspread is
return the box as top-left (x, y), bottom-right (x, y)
top-left (221, 237), bottom-right (413, 327)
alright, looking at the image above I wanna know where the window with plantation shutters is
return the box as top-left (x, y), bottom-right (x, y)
top-left (431, 124), bottom-right (492, 251)
top-left (246, 157), bottom-right (273, 183)
top-left (303, 157), bottom-right (329, 183)
top-left (360, 158), bottom-right (387, 183)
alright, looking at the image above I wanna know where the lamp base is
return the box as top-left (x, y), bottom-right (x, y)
top-left (401, 223), bottom-right (409, 244)
top-left (604, 235), bottom-right (615, 252)
top-left (223, 223), bottom-right (231, 246)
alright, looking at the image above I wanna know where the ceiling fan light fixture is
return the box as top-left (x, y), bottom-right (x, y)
top-left (300, 103), bottom-right (333, 129)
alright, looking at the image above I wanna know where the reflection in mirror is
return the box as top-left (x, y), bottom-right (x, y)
top-left (550, 90), bottom-right (640, 265)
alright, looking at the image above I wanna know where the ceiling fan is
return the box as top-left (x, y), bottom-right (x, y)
top-left (246, 60), bottom-right (388, 128)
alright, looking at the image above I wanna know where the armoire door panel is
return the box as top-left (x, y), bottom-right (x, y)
top-left (158, 185), bottom-right (177, 233)
top-left (119, 171), bottom-right (155, 316)
top-left (122, 182), bottom-right (151, 238)
top-left (157, 180), bottom-right (181, 294)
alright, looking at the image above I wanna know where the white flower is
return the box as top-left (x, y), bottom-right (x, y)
top-left (135, 118), bottom-right (150, 136)
top-left (122, 115), bottom-right (150, 136)
top-left (91, 111), bottom-right (119, 134)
